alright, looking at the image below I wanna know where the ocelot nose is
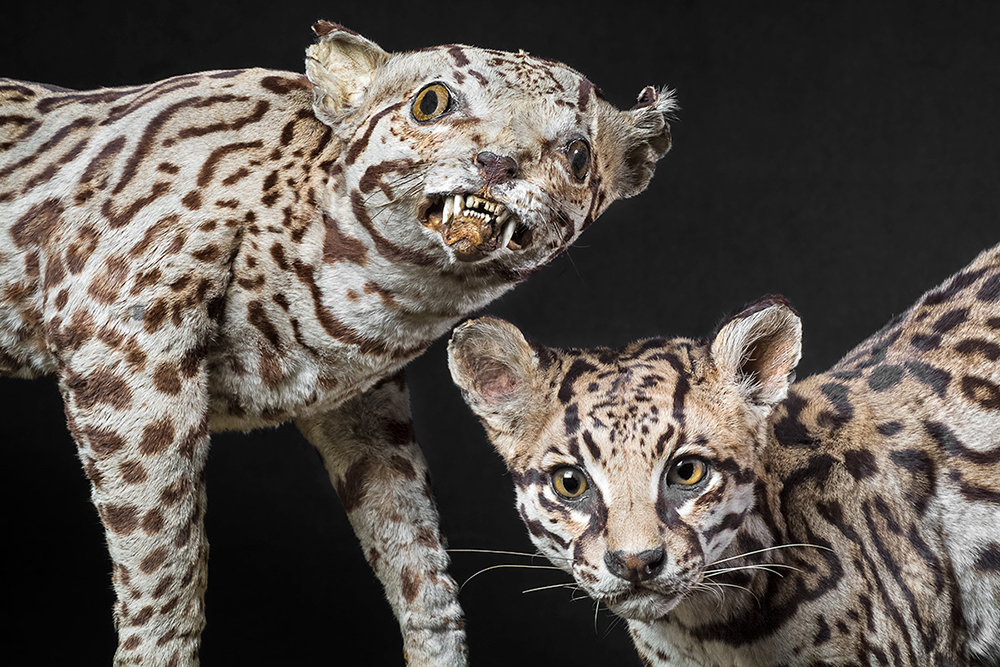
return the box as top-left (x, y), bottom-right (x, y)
top-left (475, 151), bottom-right (518, 184)
top-left (604, 547), bottom-right (666, 583)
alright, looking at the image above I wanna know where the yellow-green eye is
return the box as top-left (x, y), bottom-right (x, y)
top-left (412, 83), bottom-right (451, 122)
top-left (552, 467), bottom-right (588, 499)
top-left (566, 139), bottom-right (590, 180)
top-left (666, 458), bottom-right (709, 486)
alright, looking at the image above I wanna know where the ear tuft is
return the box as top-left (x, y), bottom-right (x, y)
top-left (305, 21), bottom-right (390, 126)
top-left (710, 295), bottom-right (802, 407)
top-left (312, 20), bottom-right (352, 37)
top-left (600, 86), bottom-right (677, 200)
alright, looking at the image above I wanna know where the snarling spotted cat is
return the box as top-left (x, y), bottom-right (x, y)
top-left (449, 244), bottom-right (1000, 665)
top-left (0, 20), bottom-right (675, 666)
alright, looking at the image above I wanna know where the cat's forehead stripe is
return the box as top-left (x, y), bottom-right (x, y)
top-left (421, 44), bottom-right (594, 104)
top-left (558, 342), bottom-right (696, 405)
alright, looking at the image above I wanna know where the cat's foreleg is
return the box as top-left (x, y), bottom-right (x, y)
top-left (297, 371), bottom-right (468, 666)
top-left (61, 338), bottom-right (211, 666)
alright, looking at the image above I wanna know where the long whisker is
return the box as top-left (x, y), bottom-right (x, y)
top-left (703, 563), bottom-right (803, 578)
top-left (364, 167), bottom-right (434, 207)
top-left (692, 582), bottom-right (726, 609)
top-left (448, 548), bottom-right (573, 562)
top-left (521, 582), bottom-right (580, 594)
top-left (363, 176), bottom-right (425, 207)
top-left (602, 612), bottom-right (627, 638)
top-left (704, 581), bottom-right (761, 607)
top-left (459, 564), bottom-right (565, 592)
top-left (707, 543), bottom-right (832, 567)
top-left (709, 565), bottom-right (786, 578)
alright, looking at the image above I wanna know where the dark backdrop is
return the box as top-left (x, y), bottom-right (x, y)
top-left (2, 1), bottom-right (998, 665)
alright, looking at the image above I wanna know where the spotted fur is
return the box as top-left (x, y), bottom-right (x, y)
top-left (0, 21), bottom-right (675, 666)
top-left (449, 245), bottom-right (1000, 665)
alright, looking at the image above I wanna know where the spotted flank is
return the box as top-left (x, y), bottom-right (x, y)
top-left (0, 21), bottom-right (675, 666)
top-left (449, 246), bottom-right (1000, 665)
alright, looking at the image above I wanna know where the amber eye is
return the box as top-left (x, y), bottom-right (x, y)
top-left (565, 139), bottom-right (590, 180)
top-left (552, 467), bottom-right (588, 499)
top-left (412, 83), bottom-right (451, 122)
top-left (666, 458), bottom-right (709, 487)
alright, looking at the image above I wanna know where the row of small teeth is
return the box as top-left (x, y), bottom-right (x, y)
top-left (442, 193), bottom-right (516, 247)
top-left (442, 194), bottom-right (512, 223)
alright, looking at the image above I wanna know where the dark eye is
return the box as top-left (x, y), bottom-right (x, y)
top-left (665, 457), bottom-right (709, 487)
top-left (412, 83), bottom-right (451, 122)
top-left (552, 466), bottom-right (588, 499)
top-left (565, 139), bottom-right (590, 180)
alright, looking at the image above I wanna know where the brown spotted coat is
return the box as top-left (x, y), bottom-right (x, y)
top-left (449, 245), bottom-right (1000, 666)
top-left (0, 21), bottom-right (675, 667)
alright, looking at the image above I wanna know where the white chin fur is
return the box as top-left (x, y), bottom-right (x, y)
top-left (605, 590), bottom-right (681, 622)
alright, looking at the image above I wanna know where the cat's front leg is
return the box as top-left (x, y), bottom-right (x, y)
top-left (296, 371), bottom-right (467, 666)
top-left (61, 339), bottom-right (211, 666)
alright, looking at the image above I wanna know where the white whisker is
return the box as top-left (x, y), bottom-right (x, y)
top-left (703, 563), bottom-right (803, 578)
top-left (703, 581), bottom-right (761, 607)
top-left (521, 582), bottom-right (580, 594)
top-left (448, 548), bottom-right (573, 562)
top-left (602, 612), bottom-right (627, 637)
top-left (459, 564), bottom-right (565, 592)
top-left (692, 582), bottom-right (726, 609)
top-left (707, 543), bottom-right (831, 567)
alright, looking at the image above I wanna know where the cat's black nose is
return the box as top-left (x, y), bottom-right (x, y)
top-left (604, 547), bottom-right (666, 583)
top-left (475, 151), bottom-right (518, 184)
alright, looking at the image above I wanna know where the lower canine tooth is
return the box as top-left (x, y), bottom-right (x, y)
top-left (500, 219), bottom-right (516, 249)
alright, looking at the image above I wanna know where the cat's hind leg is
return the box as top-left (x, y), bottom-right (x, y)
top-left (297, 371), bottom-right (468, 667)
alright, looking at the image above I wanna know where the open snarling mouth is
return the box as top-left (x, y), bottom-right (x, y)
top-left (417, 193), bottom-right (532, 261)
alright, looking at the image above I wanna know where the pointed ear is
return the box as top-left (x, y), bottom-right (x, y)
top-left (598, 86), bottom-right (677, 199)
top-left (448, 317), bottom-right (548, 460)
top-left (710, 296), bottom-right (802, 408)
top-left (305, 21), bottom-right (390, 126)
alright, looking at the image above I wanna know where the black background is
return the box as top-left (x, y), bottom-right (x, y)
top-left (2, 1), bottom-right (999, 665)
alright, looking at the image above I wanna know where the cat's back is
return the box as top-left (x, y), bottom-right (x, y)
top-left (768, 242), bottom-right (1000, 663)
top-left (0, 69), bottom-right (329, 379)
top-left (0, 68), bottom-right (319, 196)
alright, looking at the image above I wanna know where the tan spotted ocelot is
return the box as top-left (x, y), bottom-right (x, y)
top-left (0, 20), bottom-right (675, 666)
top-left (449, 244), bottom-right (1000, 666)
